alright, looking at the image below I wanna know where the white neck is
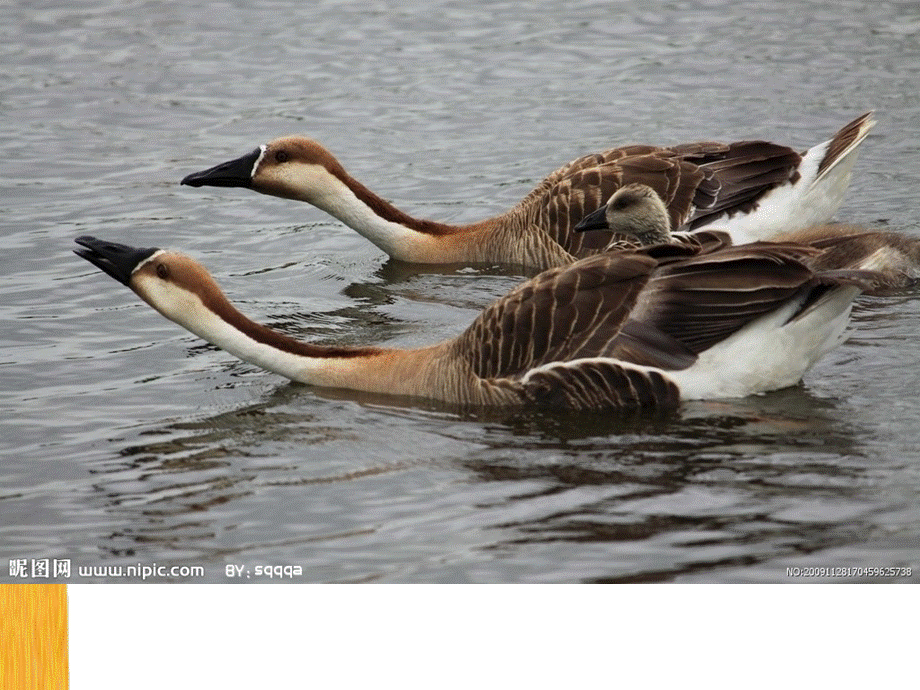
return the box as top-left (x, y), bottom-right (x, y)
top-left (189, 308), bottom-right (363, 387)
top-left (266, 164), bottom-right (469, 263)
top-left (313, 176), bottom-right (450, 262)
top-left (137, 273), bottom-right (455, 397)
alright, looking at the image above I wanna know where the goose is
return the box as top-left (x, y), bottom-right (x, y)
top-left (576, 183), bottom-right (920, 294)
top-left (180, 113), bottom-right (875, 270)
top-left (74, 235), bottom-right (879, 411)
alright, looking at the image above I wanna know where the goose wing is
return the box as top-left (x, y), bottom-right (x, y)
top-left (519, 142), bottom-right (803, 259)
top-left (678, 141), bottom-right (803, 230)
top-left (516, 244), bottom-right (863, 411)
top-left (453, 252), bottom-right (659, 380)
top-left (627, 243), bottom-right (830, 354)
top-left (773, 226), bottom-right (920, 293)
top-left (456, 241), bottom-right (832, 380)
top-left (520, 146), bottom-right (708, 259)
top-left (453, 241), bottom-right (868, 410)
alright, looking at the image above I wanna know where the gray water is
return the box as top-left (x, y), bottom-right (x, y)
top-left (2, 0), bottom-right (920, 583)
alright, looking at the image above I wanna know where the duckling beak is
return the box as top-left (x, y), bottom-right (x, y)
top-left (180, 147), bottom-right (262, 188)
top-left (74, 236), bottom-right (160, 286)
top-left (573, 205), bottom-right (610, 233)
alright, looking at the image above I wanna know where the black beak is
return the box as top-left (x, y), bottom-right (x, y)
top-left (180, 147), bottom-right (262, 188)
top-left (74, 236), bottom-right (160, 286)
top-left (573, 205), bottom-right (610, 233)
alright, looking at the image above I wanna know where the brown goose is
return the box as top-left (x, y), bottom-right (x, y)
top-left (74, 235), bottom-right (879, 411)
top-left (576, 183), bottom-right (920, 294)
top-left (181, 113), bottom-right (875, 270)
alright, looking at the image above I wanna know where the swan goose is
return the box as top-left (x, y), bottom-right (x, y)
top-left (74, 235), bottom-right (879, 410)
top-left (576, 183), bottom-right (920, 294)
top-left (181, 113), bottom-right (875, 270)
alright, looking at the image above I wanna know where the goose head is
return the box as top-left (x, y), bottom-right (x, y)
top-left (574, 183), bottom-right (672, 247)
top-left (181, 136), bottom-right (351, 207)
top-left (74, 236), bottom-right (231, 332)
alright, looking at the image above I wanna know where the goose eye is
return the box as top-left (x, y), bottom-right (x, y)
top-left (274, 150), bottom-right (289, 163)
top-left (156, 263), bottom-right (169, 279)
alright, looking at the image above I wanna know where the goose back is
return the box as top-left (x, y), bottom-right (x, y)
top-left (454, 241), bottom-right (840, 378)
top-left (515, 140), bottom-right (803, 261)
